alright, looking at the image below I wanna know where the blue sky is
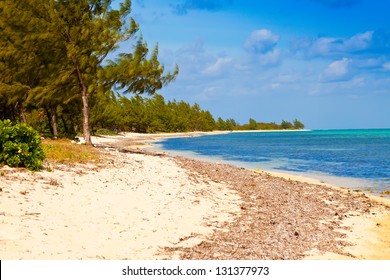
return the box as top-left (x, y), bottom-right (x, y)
top-left (121, 0), bottom-right (390, 129)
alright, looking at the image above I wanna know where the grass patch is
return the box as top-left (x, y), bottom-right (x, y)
top-left (42, 139), bottom-right (101, 164)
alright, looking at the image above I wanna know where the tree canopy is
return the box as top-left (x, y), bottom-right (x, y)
top-left (0, 0), bottom-right (178, 144)
top-left (0, 0), bottom-right (304, 138)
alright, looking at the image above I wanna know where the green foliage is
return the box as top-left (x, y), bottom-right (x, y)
top-left (216, 118), bottom-right (239, 131)
top-left (293, 118), bottom-right (305, 129)
top-left (89, 91), bottom-right (122, 131)
top-left (0, 1), bottom-right (305, 137)
top-left (0, 120), bottom-right (45, 170)
top-left (281, 120), bottom-right (294, 129)
top-left (95, 128), bottom-right (119, 136)
top-left (0, 0), bottom-right (178, 144)
top-left (236, 118), bottom-right (305, 130)
top-left (88, 91), bottom-right (305, 133)
top-left (256, 122), bottom-right (281, 130)
top-left (112, 94), bottom-right (218, 133)
top-left (248, 118), bottom-right (257, 130)
top-left (25, 109), bottom-right (53, 137)
top-left (105, 44), bottom-right (179, 95)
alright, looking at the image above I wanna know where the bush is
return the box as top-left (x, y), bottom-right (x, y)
top-left (0, 120), bottom-right (45, 171)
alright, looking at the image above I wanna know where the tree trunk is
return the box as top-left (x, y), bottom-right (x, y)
top-left (61, 115), bottom-right (69, 135)
top-left (81, 89), bottom-right (92, 145)
top-left (16, 101), bottom-right (27, 123)
top-left (50, 105), bottom-right (59, 139)
top-left (2, 104), bottom-right (10, 120)
top-left (69, 114), bottom-right (77, 136)
top-left (44, 107), bottom-right (54, 136)
top-left (74, 60), bottom-right (92, 145)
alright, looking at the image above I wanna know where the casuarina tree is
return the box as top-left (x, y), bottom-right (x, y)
top-left (0, 0), bottom-right (178, 144)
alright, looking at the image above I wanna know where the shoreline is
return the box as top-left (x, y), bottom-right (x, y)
top-left (133, 131), bottom-right (390, 259)
top-left (142, 131), bottom-right (389, 199)
top-left (170, 155), bottom-right (390, 260)
top-left (1, 132), bottom-right (389, 259)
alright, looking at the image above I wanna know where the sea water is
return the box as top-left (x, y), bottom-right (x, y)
top-left (154, 129), bottom-right (390, 194)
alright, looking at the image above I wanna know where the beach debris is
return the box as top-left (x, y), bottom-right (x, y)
top-left (24, 212), bottom-right (41, 216)
top-left (161, 155), bottom-right (383, 260)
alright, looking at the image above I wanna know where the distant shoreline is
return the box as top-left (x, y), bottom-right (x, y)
top-left (230, 129), bottom-right (311, 133)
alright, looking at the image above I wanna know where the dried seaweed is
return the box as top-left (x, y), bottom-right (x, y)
top-left (163, 156), bottom-right (385, 260)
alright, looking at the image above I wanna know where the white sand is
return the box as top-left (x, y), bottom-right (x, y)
top-left (0, 141), bottom-right (241, 260)
top-left (1, 133), bottom-right (389, 260)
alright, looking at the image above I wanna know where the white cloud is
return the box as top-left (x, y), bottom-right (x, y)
top-left (383, 62), bottom-right (390, 71)
top-left (203, 57), bottom-right (233, 76)
top-left (245, 29), bottom-right (280, 54)
top-left (309, 37), bottom-right (339, 57)
top-left (277, 73), bottom-right (300, 83)
top-left (197, 85), bottom-right (223, 100)
top-left (345, 31), bottom-right (373, 51)
top-left (178, 38), bottom-right (205, 54)
top-left (292, 31), bottom-right (373, 58)
top-left (322, 58), bottom-right (352, 81)
top-left (257, 48), bottom-right (282, 67)
top-left (353, 57), bottom-right (383, 69)
top-left (172, 0), bottom-right (233, 15)
top-left (172, 38), bottom-right (214, 81)
top-left (242, 29), bottom-right (282, 68)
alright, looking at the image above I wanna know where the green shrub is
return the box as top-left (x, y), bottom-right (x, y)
top-left (0, 120), bottom-right (45, 171)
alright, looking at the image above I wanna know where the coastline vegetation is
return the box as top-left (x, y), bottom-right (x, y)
top-left (0, 0), bottom-right (178, 145)
top-left (2, 90), bottom-right (305, 138)
top-left (235, 118), bottom-right (305, 131)
top-left (0, 0), bottom-right (304, 144)
top-left (89, 93), bottom-right (305, 133)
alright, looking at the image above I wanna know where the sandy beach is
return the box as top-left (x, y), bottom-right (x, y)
top-left (1, 132), bottom-right (389, 260)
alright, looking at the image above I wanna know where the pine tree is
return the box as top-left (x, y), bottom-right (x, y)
top-left (293, 118), bottom-right (305, 129)
top-left (1, 0), bottom-right (178, 144)
top-left (248, 118), bottom-right (257, 130)
top-left (0, 0), bottom-right (44, 122)
top-left (217, 117), bottom-right (227, 130)
top-left (281, 120), bottom-right (294, 129)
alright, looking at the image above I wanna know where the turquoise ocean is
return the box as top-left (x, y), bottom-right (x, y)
top-left (154, 129), bottom-right (390, 195)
